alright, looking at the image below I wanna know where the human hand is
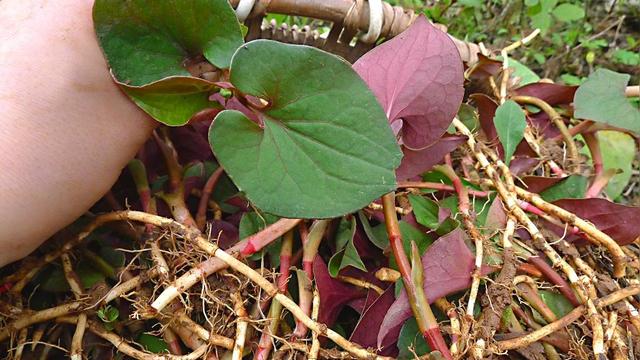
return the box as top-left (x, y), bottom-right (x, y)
top-left (0, 0), bottom-right (155, 266)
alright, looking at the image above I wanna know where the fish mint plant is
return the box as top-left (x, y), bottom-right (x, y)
top-left (5, 1), bottom-right (640, 359)
top-left (93, 1), bottom-right (464, 357)
top-left (94, 0), bottom-right (401, 219)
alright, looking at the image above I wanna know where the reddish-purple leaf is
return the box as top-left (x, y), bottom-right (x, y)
top-left (553, 198), bottom-right (640, 245)
top-left (396, 135), bottom-right (467, 180)
top-left (378, 229), bottom-right (476, 347)
top-left (350, 288), bottom-right (396, 355)
top-left (521, 176), bottom-right (566, 193)
top-left (527, 112), bottom-right (562, 139)
top-left (509, 157), bottom-right (540, 176)
top-left (314, 256), bottom-right (365, 326)
top-left (354, 16), bottom-right (464, 150)
top-left (485, 197), bottom-right (507, 231)
top-left (471, 94), bottom-right (499, 142)
top-left (170, 125), bottom-right (214, 164)
top-left (514, 83), bottom-right (577, 106)
top-left (210, 220), bottom-right (239, 249)
top-left (466, 54), bottom-right (502, 81)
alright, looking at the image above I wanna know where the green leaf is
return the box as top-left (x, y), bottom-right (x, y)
top-left (540, 0), bottom-right (558, 11)
top-left (328, 216), bottom-right (367, 277)
top-left (137, 334), bottom-right (169, 354)
top-left (612, 49), bottom-right (640, 66)
top-left (508, 59), bottom-right (541, 85)
top-left (93, 0), bottom-right (243, 125)
top-left (123, 77), bottom-right (221, 126)
top-left (93, 0), bottom-right (243, 83)
top-left (238, 212), bottom-right (280, 239)
top-left (358, 211), bottom-right (383, 250)
top-left (209, 40), bottom-right (402, 218)
top-left (574, 69), bottom-right (640, 133)
top-left (539, 175), bottom-right (587, 202)
top-left (530, 12), bottom-right (552, 33)
top-left (398, 317), bottom-right (430, 359)
top-left (598, 131), bottom-right (637, 199)
top-left (97, 305), bottom-right (120, 323)
top-left (552, 3), bottom-right (585, 22)
top-left (371, 221), bottom-right (432, 258)
top-left (493, 100), bottom-right (526, 166)
top-left (408, 194), bottom-right (440, 230)
top-left (539, 290), bottom-right (574, 318)
top-left (560, 73), bottom-right (585, 86)
top-left (457, 103), bottom-right (479, 132)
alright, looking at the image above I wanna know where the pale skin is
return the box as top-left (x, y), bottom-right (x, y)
top-left (0, 0), bottom-right (155, 266)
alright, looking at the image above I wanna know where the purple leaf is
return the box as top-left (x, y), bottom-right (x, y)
top-left (210, 220), bottom-right (239, 249)
top-left (509, 157), bottom-right (540, 176)
top-left (350, 288), bottom-right (396, 354)
top-left (314, 256), bottom-right (365, 326)
top-left (466, 54), bottom-right (502, 81)
top-left (527, 111), bottom-right (561, 138)
top-left (521, 176), bottom-right (566, 193)
top-left (378, 229), bottom-right (476, 347)
top-left (472, 93), bottom-right (499, 142)
top-left (354, 16), bottom-right (464, 150)
top-left (485, 197), bottom-right (507, 232)
top-left (553, 198), bottom-right (640, 245)
top-left (396, 135), bottom-right (467, 180)
top-left (169, 125), bottom-right (213, 164)
top-left (514, 83), bottom-right (577, 106)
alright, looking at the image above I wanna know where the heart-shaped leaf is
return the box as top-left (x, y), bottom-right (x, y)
top-left (209, 40), bottom-right (402, 218)
top-left (93, 0), bottom-right (244, 125)
top-left (353, 16), bottom-right (464, 150)
top-left (574, 69), bottom-right (640, 133)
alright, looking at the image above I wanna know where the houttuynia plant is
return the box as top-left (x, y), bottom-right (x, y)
top-left (92, 0), bottom-right (465, 357)
top-left (6, 1), bottom-right (638, 359)
top-left (94, 0), bottom-right (402, 219)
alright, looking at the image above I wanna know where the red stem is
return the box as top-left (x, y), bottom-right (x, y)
top-left (382, 193), bottom-right (412, 282)
top-left (423, 327), bottom-right (452, 358)
top-left (240, 218), bottom-right (302, 256)
top-left (277, 231), bottom-right (294, 293)
top-left (382, 193), bottom-right (452, 359)
top-left (528, 255), bottom-right (580, 306)
top-left (583, 132), bottom-right (603, 178)
top-left (195, 167), bottom-right (224, 230)
top-left (548, 161), bottom-right (566, 177)
top-left (517, 200), bottom-right (546, 217)
top-left (550, 120), bottom-right (593, 143)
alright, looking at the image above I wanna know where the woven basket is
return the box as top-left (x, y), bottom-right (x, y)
top-left (228, 0), bottom-right (481, 64)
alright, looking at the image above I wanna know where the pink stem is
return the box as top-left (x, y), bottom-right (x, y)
top-left (240, 218), bottom-right (302, 256)
top-left (528, 255), bottom-right (580, 307)
top-left (548, 161), bottom-right (566, 177)
top-left (550, 120), bottom-right (594, 143)
top-left (583, 132), bottom-right (603, 178)
top-left (195, 167), bottom-right (224, 230)
top-left (519, 200), bottom-right (580, 235)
